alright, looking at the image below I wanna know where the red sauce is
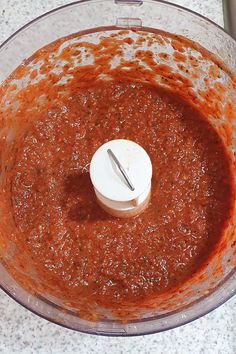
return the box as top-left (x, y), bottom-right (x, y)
top-left (9, 79), bottom-right (233, 311)
top-left (0, 30), bottom-right (235, 321)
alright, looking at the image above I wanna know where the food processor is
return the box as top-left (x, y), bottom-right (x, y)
top-left (0, 0), bottom-right (235, 336)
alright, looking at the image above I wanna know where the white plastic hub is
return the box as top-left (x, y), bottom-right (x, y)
top-left (90, 139), bottom-right (152, 218)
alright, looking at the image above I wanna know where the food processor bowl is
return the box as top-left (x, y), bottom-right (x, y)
top-left (0, 0), bottom-right (235, 335)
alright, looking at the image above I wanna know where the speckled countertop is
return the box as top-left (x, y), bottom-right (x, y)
top-left (0, 0), bottom-right (235, 353)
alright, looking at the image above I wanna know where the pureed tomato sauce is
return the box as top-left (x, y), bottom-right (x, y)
top-left (0, 30), bottom-right (234, 321)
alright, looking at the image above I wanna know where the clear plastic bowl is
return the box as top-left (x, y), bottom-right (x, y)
top-left (0, 0), bottom-right (235, 336)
